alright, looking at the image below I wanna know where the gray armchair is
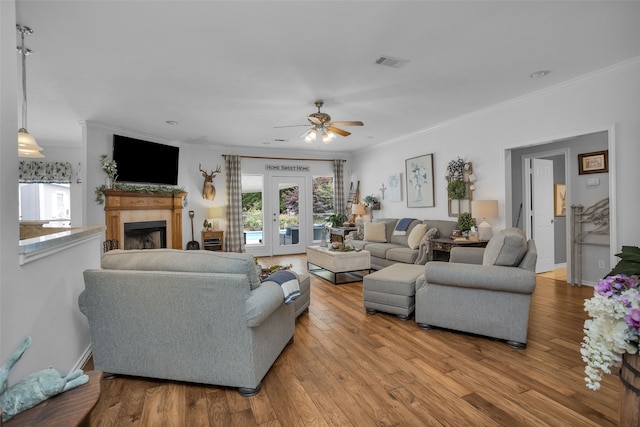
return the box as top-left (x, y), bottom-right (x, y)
top-left (415, 228), bottom-right (537, 349)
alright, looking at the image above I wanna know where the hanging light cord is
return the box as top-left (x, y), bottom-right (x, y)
top-left (17, 25), bottom-right (33, 131)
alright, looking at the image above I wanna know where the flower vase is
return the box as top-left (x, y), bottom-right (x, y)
top-left (320, 231), bottom-right (327, 247)
top-left (620, 352), bottom-right (640, 427)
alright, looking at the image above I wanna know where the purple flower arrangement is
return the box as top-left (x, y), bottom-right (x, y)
top-left (582, 274), bottom-right (640, 390)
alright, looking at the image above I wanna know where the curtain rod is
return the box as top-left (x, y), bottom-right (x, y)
top-left (222, 155), bottom-right (345, 162)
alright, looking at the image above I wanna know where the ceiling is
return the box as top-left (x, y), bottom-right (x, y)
top-left (14, 1), bottom-right (640, 154)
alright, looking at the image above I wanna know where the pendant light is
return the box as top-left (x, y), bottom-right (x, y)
top-left (17, 25), bottom-right (44, 158)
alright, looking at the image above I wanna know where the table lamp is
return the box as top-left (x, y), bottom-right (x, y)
top-left (208, 206), bottom-right (226, 230)
top-left (472, 200), bottom-right (498, 241)
top-left (351, 203), bottom-right (367, 223)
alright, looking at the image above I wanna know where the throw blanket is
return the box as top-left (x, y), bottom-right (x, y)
top-left (393, 218), bottom-right (415, 236)
top-left (262, 270), bottom-right (300, 304)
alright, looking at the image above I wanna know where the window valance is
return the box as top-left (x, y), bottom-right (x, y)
top-left (19, 161), bottom-right (73, 184)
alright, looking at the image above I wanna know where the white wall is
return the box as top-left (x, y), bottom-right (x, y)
top-left (0, 0), bottom-right (20, 362)
top-left (83, 122), bottom-right (351, 251)
top-left (352, 58), bottom-right (640, 264)
top-left (1, 1), bottom-right (102, 384)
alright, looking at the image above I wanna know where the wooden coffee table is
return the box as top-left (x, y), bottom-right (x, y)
top-left (306, 245), bottom-right (371, 284)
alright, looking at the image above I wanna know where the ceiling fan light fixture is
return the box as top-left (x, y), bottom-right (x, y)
top-left (304, 129), bottom-right (317, 143)
top-left (322, 131), bottom-right (336, 144)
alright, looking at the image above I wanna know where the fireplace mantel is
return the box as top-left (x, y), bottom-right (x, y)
top-left (102, 189), bottom-right (186, 249)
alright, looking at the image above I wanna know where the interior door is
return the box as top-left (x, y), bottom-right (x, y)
top-left (531, 158), bottom-right (555, 273)
top-left (271, 177), bottom-right (306, 255)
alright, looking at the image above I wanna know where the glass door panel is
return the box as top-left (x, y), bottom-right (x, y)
top-left (272, 176), bottom-right (306, 255)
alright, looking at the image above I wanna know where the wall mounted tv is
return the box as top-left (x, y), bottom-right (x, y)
top-left (112, 135), bottom-right (179, 185)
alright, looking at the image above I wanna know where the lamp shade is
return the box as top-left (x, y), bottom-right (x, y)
top-left (351, 203), bottom-right (367, 216)
top-left (472, 200), bottom-right (498, 219)
top-left (209, 206), bottom-right (226, 218)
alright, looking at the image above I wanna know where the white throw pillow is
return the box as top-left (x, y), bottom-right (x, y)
top-left (407, 223), bottom-right (428, 249)
top-left (364, 222), bottom-right (386, 242)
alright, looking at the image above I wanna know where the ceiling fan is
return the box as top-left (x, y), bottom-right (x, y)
top-left (275, 101), bottom-right (363, 144)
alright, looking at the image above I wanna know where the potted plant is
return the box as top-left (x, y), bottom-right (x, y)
top-left (457, 212), bottom-right (476, 234)
top-left (363, 195), bottom-right (380, 210)
top-left (326, 213), bottom-right (348, 228)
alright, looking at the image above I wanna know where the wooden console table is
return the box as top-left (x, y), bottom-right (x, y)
top-left (4, 370), bottom-right (102, 427)
top-left (429, 237), bottom-right (488, 262)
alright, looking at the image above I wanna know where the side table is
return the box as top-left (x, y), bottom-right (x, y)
top-left (330, 226), bottom-right (357, 243)
top-left (428, 238), bottom-right (488, 262)
top-left (202, 230), bottom-right (224, 251)
top-left (4, 370), bottom-right (102, 427)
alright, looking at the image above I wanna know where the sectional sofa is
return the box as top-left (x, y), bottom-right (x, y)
top-left (349, 218), bottom-right (458, 270)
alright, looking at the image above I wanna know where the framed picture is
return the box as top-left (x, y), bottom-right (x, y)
top-left (578, 150), bottom-right (608, 175)
top-left (405, 154), bottom-right (434, 208)
top-left (554, 184), bottom-right (566, 217)
top-left (387, 173), bottom-right (402, 202)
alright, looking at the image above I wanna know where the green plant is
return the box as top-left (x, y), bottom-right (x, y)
top-left (364, 195), bottom-right (378, 207)
top-left (326, 213), bottom-right (347, 227)
top-left (457, 212), bottom-right (476, 232)
top-left (447, 180), bottom-right (466, 199)
top-left (607, 246), bottom-right (640, 278)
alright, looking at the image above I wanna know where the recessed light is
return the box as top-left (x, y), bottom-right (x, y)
top-left (165, 120), bottom-right (178, 126)
top-left (530, 70), bottom-right (550, 79)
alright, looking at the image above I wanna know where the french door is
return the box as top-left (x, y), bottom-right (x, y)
top-left (271, 176), bottom-right (307, 255)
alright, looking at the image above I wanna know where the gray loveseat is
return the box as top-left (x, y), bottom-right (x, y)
top-left (350, 218), bottom-right (458, 270)
top-left (79, 249), bottom-right (295, 396)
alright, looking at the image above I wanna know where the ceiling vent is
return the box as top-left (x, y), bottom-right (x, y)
top-left (375, 55), bottom-right (409, 68)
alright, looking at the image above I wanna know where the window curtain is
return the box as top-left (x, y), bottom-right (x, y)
top-left (333, 159), bottom-right (345, 217)
top-left (225, 155), bottom-right (245, 253)
top-left (19, 161), bottom-right (73, 183)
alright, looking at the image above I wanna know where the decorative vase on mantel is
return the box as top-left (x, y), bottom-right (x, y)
top-left (105, 176), bottom-right (115, 189)
top-left (620, 352), bottom-right (640, 427)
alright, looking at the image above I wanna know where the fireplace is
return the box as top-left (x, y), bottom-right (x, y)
top-left (102, 190), bottom-right (186, 250)
top-left (124, 221), bottom-right (167, 250)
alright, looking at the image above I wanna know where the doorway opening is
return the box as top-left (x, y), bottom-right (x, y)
top-left (506, 128), bottom-right (615, 286)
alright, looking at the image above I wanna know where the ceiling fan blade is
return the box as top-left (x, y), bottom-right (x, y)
top-left (273, 124), bottom-right (310, 128)
top-left (327, 126), bottom-right (350, 137)
top-left (330, 121), bottom-right (363, 127)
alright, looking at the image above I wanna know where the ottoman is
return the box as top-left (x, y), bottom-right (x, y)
top-left (363, 264), bottom-right (425, 320)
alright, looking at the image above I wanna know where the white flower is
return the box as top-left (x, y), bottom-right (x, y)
top-left (581, 278), bottom-right (640, 390)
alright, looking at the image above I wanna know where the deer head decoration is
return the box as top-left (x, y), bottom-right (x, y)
top-left (199, 164), bottom-right (222, 201)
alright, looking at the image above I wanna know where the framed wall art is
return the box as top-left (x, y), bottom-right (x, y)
top-left (578, 150), bottom-right (608, 175)
top-left (554, 183), bottom-right (566, 217)
top-left (405, 154), bottom-right (434, 208)
top-left (387, 173), bottom-right (402, 202)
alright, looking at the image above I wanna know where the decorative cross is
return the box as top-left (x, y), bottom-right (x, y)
top-left (380, 183), bottom-right (387, 200)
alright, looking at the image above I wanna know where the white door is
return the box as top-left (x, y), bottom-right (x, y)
top-left (531, 158), bottom-right (555, 273)
top-left (271, 177), bottom-right (307, 255)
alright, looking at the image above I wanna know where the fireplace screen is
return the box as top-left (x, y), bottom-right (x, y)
top-left (124, 220), bottom-right (167, 250)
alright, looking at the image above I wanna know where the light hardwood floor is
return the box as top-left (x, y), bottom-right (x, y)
top-left (85, 255), bottom-right (620, 426)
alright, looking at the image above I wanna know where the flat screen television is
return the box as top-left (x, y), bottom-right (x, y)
top-left (112, 135), bottom-right (179, 185)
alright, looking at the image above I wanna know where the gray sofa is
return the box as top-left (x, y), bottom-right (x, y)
top-left (414, 228), bottom-right (537, 349)
top-left (79, 249), bottom-right (295, 396)
top-left (350, 218), bottom-right (458, 270)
